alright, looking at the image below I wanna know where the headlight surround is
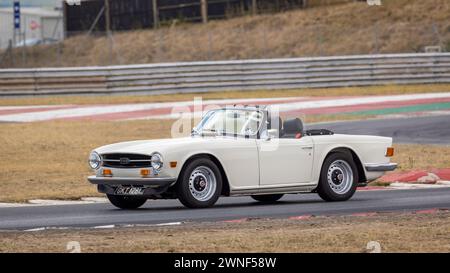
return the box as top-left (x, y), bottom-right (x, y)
top-left (151, 153), bottom-right (163, 171)
top-left (88, 151), bottom-right (102, 169)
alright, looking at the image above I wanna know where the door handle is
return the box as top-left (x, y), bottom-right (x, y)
top-left (302, 146), bottom-right (313, 150)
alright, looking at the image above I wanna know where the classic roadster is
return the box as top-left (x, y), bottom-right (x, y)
top-left (88, 106), bottom-right (397, 209)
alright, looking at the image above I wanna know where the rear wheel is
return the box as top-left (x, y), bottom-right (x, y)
top-left (107, 194), bottom-right (147, 209)
top-left (317, 152), bottom-right (358, 202)
top-left (176, 158), bottom-right (223, 208)
top-left (251, 194), bottom-right (284, 203)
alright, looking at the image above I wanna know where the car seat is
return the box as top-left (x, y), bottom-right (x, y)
top-left (282, 118), bottom-right (304, 139)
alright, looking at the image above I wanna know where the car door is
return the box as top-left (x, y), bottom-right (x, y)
top-left (257, 136), bottom-right (314, 186)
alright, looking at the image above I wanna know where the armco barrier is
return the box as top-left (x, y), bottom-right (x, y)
top-left (0, 53), bottom-right (449, 96)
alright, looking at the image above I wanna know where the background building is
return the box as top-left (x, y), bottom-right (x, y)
top-left (0, 2), bottom-right (63, 49)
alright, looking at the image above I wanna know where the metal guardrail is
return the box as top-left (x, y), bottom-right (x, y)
top-left (0, 53), bottom-right (449, 96)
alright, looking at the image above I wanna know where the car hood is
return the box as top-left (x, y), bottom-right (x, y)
top-left (94, 137), bottom-right (207, 155)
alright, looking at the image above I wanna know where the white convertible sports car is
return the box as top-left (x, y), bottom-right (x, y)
top-left (88, 106), bottom-right (397, 209)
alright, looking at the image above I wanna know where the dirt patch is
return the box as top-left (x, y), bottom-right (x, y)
top-left (0, 212), bottom-right (449, 253)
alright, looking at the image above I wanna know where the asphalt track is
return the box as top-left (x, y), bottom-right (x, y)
top-left (307, 114), bottom-right (450, 145)
top-left (0, 188), bottom-right (449, 231)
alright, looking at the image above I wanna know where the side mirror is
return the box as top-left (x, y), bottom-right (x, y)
top-left (266, 129), bottom-right (279, 140)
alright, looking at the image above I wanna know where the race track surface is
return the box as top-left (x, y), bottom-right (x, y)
top-left (307, 115), bottom-right (450, 145)
top-left (0, 188), bottom-right (449, 230)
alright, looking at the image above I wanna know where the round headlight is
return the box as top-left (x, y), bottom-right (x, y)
top-left (88, 151), bottom-right (102, 169)
top-left (151, 153), bottom-right (163, 170)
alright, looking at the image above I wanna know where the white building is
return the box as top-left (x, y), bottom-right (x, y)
top-left (0, 7), bottom-right (64, 49)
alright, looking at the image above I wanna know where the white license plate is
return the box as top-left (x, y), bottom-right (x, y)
top-left (115, 186), bottom-right (144, 196)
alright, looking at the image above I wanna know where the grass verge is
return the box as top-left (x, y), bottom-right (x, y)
top-left (0, 212), bottom-right (449, 252)
top-left (1, 119), bottom-right (449, 202)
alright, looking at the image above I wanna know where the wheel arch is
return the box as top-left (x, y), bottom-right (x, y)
top-left (324, 147), bottom-right (367, 184)
top-left (176, 153), bottom-right (231, 196)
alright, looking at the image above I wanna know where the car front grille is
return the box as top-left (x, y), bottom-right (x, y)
top-left (101, 153), bottom-right (152, 168)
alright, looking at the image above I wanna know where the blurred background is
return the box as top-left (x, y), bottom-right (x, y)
top-left (0, 0), bottom-right (449, 68)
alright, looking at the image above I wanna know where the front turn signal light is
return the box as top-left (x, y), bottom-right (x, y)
top-left (141, 169), bottom-right (151, 177)
top-left (102, 169), bottom-right (112, 176)
top-left (386, 147), bottom-right (394, 157)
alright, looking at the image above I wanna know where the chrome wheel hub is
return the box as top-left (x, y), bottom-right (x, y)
top-left (189, 166), bottom-right (217, 202)
top-left (327, 160), bottom-right (353, 195)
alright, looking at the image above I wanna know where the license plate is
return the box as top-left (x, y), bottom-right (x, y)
top-left (115, 186), bottom-right (144, 196)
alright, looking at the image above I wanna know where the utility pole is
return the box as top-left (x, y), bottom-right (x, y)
top-left (201, 0), bottom-right (208, 24)
top-left (152, 0), bottom-right (159, 29)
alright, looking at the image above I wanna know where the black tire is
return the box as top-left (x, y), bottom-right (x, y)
top-left (107, 194), bottom-right (147, 209)
top-left (176, 158), bottom-right (223, 208)
top-left (317, 152), bottom-right (358, 202)
top-left (251, 194), bottom-right (284, 203)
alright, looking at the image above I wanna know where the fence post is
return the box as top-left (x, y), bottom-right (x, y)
top-left (252, 0), bottom-right (257, 15)
top-left (201, 0), bottom-right (208, 23)
top-left (9, 39), bottom-right (15, 67)
top-left (104, 0), bottom-right (111, 35)
top-left (373, 23), bottom-right (379, 54)
top-left (152, 0), bottom-right (159, 29)
top-left (104, 0), bottom-right (113, 64)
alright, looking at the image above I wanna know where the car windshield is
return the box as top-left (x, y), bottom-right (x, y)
top-left (193, 109), bottom-right (264, 137)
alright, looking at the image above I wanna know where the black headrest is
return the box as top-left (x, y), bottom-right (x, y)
top-left (283, 118), bottom-right (304, 135)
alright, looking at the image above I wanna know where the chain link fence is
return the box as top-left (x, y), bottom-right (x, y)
top-left (1, 21), bottom-right (449, 68)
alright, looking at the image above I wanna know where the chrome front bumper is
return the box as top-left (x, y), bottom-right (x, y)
top-left (88, 176), bottom-right (177, 186)
top-left (364, 163), bottom-right (398, 172)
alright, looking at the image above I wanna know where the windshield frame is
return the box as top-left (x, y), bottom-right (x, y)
top-left (193, 108), bottom-right (267, 139)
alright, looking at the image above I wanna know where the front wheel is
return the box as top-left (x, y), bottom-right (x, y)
top-left (317, 152), bottom-right (358, 202)
top-left (176, 158), bottom-right (223, 208)
top-left (107, 194), bottom-right (147, 209)
top-left (251, 194), bottom-right (284, 203)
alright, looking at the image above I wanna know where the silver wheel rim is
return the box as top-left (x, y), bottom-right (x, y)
top-left (189, 166), bottom-right (217, 202)
top-left (327, 160), bottom-right (353, 195)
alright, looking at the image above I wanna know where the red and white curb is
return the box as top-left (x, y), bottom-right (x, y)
top-left (219, 208), bottom-right (450, 225)
top-left (1, 92), bottom-right (450, 123)
top-left (379, 168), bottom-right (450, 189)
